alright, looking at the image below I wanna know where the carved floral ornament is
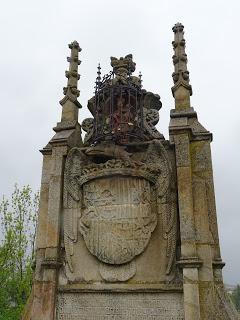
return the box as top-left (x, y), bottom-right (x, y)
top-left (63, 140), bottom-right (177, 278)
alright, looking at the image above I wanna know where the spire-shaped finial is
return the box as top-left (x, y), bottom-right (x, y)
top-left (60, 40), bottom-right (82, 108)
top-left (95, 63), bottom-right (102, 92)
top-left (139, 71), bottom-right (142, 88)
top-left (171, 23), bottom-right (192, 110)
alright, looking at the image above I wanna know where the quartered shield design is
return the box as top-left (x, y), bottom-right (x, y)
top-left (79, 176), bottom-right (157, 264)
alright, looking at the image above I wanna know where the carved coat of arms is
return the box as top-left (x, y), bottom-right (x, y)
top-left (63, 140), bottom-right (176, 279)
top-left (80, 177), bottom-right (156, 264)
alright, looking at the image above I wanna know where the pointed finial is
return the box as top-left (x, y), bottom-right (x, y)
top-left (171, 23), bottom-right (192, 110)
top-left (95, 63), bottom-right (102, 92)
top-left (139, 71), bottom-right (142, 88)
top-left (172, 22), bottom-right (184, 33)
top-left (60, 40), bottom-right (82, 108)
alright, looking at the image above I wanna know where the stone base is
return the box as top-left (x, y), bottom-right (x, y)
top-left (56, 292), bottom-right (184, 320)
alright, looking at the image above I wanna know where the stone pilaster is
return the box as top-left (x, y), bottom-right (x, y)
top-left (169, 23), bottom-right (237, 319)
top-left (173, 130), bottom-right (202, 320)
top-left (170, 23), bottom-right (205, 320)
top-left (22, 42), bottom-right (83, 320)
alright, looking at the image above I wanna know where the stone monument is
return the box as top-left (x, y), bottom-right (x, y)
top-left (22, 23), bottom-right (239, 319)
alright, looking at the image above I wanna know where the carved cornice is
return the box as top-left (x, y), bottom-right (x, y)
top-left (41, 258), bottom-right (62, 269)
top-left (170, 108), bottom-right (197, 119)
top-left (212, 259), bottom-right (226, 269)
top-left (49, 129), bottom-right (79, 147)
top-left (169, 108), bottom-right (213, 141)
top-left (39, 143), bottom-right (53, 155)
top-left (58, 283), bottom-right (183, 293)
top-left (176, 257), bottom-right (203, 269)
top-left (53, 120), bottom-right (80, 132)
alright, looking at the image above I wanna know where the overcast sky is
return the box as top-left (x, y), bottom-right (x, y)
top-left (0, 0), bottom-right (239, 284)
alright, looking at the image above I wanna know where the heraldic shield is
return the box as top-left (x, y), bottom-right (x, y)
top-left (63, 141), bottom-right (171, 273)
top-left (79, 176), bottom-right (157, 265)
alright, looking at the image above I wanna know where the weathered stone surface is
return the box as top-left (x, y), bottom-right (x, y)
top-left (62, 140), bottom-right (176, 283)
top-left (174, 134), bottom-right (190, 167)
top-left (80, 177), bottom-right (156, 264)
top-left (56, 292), bottom-right (185, 320)
top-left (99, 260), bottom-right (136, 282)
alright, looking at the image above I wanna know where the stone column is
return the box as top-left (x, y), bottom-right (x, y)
top-left (27, 145), bottom-right (66, 320)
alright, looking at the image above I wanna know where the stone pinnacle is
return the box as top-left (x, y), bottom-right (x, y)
top-left (60, 40), bottom-right (82, 108)
top-left (171, 23), bottom-right (192, 110)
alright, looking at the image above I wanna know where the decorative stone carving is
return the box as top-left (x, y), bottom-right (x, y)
top-left (59, 41), bottom-right (82, 108)
top-left (23, 26), bottom-right (239, 320)
top-left (63, 148), bottom-right (88, 203)
top-left (141, 91), bottom-right (164, 140)
top-left (63, 140), bottom-right (174, 276)
top-left (143, 108), bottom-right (164, 140)
top-left (162, 191), bottom-right (178, 275)
top-left (85, 143), bottom-right (132, 160)
top-left (79, 177), bottom-right (156, 264)
top-left (110, 54), bottom-right (136, 85)
top-left (82, 118), bottom-right (94, 145)
top-left (99, 260), bottom-right (136, 282)
top-left (142, 91), bottom-right (162, 111)
top-left (171, 23), bottom-right (192, 98)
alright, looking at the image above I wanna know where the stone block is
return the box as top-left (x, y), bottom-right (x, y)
top-left (56, 292), bottom-right (185, 320)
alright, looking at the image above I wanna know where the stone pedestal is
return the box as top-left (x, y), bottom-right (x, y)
top-left (22, 27), bottom-right (239, 320)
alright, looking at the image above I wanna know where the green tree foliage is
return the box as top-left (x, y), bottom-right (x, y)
top-left (0, 185), bottom-right (39, 320)
top-left (231, 285), bottom-right (240, 312)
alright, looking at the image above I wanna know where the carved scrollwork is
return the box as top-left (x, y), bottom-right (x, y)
top-left (143, 91), bottom-right (162, 111)
top-left (63, 148), bottom-right (88, 272)
top-left (64, 148), bottom-right (88, 204)
top-left (143, 108), bottom-right (164, 140)
top-left (144, 140), bottom-right (171, 197)
top-left (146, 140), bottom-right (177, 275)
top-left (141, 91), bottom-right (164, 140)
top-left (162, 190), bottom-right (178, 275)
top-left (82, 118), bottom-right (94, 146)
